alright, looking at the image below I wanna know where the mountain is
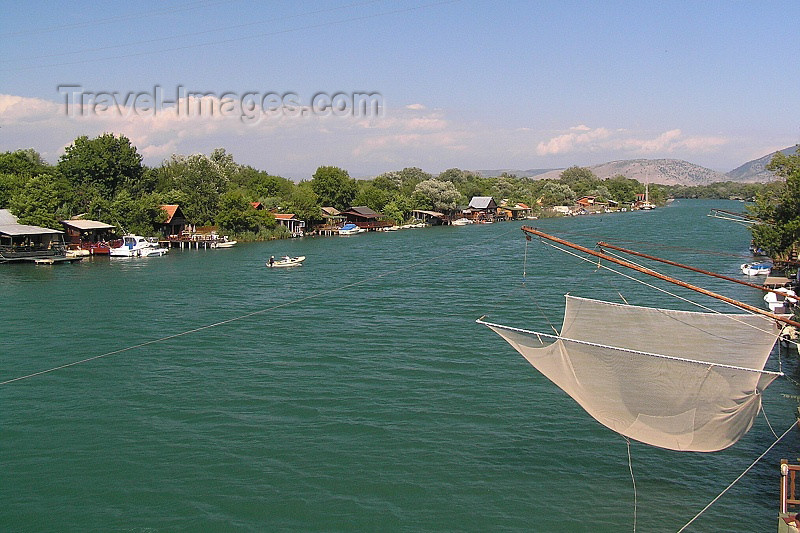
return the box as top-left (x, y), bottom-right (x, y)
top-left (529, 159), bottom-right (726, 186)
top-left (726, 145), bottom-right (798, 182)
top-left (477, 168), bottom-right (559, 178)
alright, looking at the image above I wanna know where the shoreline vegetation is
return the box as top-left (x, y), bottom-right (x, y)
top-left (1, 134), bottom-right (797, 257)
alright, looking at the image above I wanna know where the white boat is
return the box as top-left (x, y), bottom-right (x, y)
top-left (764, 288), bottom-right (797, 314)
top-left (266, 255), bottom-right (305, 268)
top-left (339, 223), bottom-right (366, 235)
top-left (110, 235), bottom-right (153, 257)
top-left (140, 246), bottom-right (169, 257)
top-left (740, 262), bottom-right (771, 276)
top-left (452, 218), bottom-right (473, 226)
top-left (214, 237), bottom-right (237, 248)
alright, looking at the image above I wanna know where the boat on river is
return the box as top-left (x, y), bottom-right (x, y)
top-left (266, 255), bottom-right (305, 268)
top-left (339, 223), bottom-right (366, 235)
top-left (451, 218), bottom-right (473, 226)
top-left (741, 262), bottom-right (772, 276)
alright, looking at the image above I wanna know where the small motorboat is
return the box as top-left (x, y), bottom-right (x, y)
top-left (339, 223), bottom-right (366, 235)
top-left (740, 262), bottom-right (772, 276)
top-left (266, 255), bottom-right (305, 268)
top-left (140, 246), bottom-right (169, 257)
top-left (451, 218), bottom-right (473, 226)
top-left (214, 236), bottom-right (237, 248)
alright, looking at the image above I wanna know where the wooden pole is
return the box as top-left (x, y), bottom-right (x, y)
top-left (521, 227), bottom-right (800, 329)
top-left (597, 241), bottom-right (791, 297)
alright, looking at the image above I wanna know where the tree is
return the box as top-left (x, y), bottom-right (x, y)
top-left (559, 166), bottom-right (597, 187)
top-left (750, 149), bottom-right (800, 257)
top-left (540, 181), bottom-right (576, 207)
top-left (309, 166), bottom-right (357, 210)
top-left (153, 153), bottom-right (232, 224)
top-left (412, 179), bottom-right (462, 212)
top-left (9, 174), bottom-right (71, 228)
top-left (285, 182), bottom-right (321, 226)
top-left (58, 134), bottom-right (144, 201)
top-left (217, 190), bottom-right (263, 234)
top-left (0, 149), bottom-right (51, 177)
top-left (382, 194), bottom-right (414, 225)
top-left (354, 182), bottom-right (392, 212)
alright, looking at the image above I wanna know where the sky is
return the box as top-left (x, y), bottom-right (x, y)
top-left (0, 0), bottom-right (798, 179)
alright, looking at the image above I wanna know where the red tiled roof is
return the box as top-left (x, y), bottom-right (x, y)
top-left (160, 204), bottom-right (179, 223)
top-left (274, 213), bottom-right (297, 220)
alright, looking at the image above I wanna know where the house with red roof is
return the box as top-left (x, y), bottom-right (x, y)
top-left (274, 213), bottom-right (306, 237)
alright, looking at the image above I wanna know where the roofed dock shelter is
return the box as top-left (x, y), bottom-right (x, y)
top-left (0, 209), bottom-right (77, 264)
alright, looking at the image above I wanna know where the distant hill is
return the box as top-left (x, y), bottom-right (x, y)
top-left (725, 145), bottom-right (798, 182)
top-left (529, 159), bottom-right (726, 186)
top-left (477, 168), bottom-right (559, 178)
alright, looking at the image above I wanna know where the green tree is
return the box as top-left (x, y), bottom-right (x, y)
top-left (540, 181), bottom-right (576, 207)
top-left (412, 179), bottom-right (462, 212)
top-left (285, 182), bottom-right (321, 226)
top-left (559, 166), bottom-right (597, 188)
top-left (750, 149), bottom-right (800, 257)
top-left (153, 153), bottom-right (232, 224)
top-left (0, 149), bottom-right (51, 177)
top-left (354, 182), bottom-right (393, 212)
top-left (310, 166), bottom-right (357, 210)
top-left (9, 174), bottom-right (71, 228)
top-left (58, 134), bottom-right (144, 201)
top-left (382, 194), bottom-right (414, 225)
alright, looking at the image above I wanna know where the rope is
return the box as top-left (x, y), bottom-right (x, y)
top-left (475, 318), bottom-right (782, 376)
top-left (1, 225), bottom-right (523, 386)
top-left (538, 239), bottom-right (787, 341)
top-left (676, 419), bottom-right (798, 532)
top-left (626, 437), bottom-right (637, 533)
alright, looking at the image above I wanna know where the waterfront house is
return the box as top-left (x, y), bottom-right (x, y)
top-left (0, 209), bottom-right (68, 263)
top-left (274, 213), bottom-right (306, 237)
top-left (159, 205), bottom-right (189, 237)
top-left (61, 218), bottom-right (115, 244)
top-left (411, 210), bottom-right (445, 225)
top-left (464, 196), bottom-right (497, 222)
top-left (339, 206), bottom-right (391, 231)
top-left (250, 202), bottom-right (264, 210)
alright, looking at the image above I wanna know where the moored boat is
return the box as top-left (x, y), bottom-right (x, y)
top-left (266, 255), bottom-right (305, 268)
top-left (451, 218), bottom-right (473, 226)
top-left (741, 262), bottom-right (772, 276)
top-left (339, 223), bottom-right (366, 235)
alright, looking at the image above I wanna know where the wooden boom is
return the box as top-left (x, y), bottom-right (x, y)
top-left (596, 241), bottom-right (791, 297)
top-left (521, 227), bottom-right (800, 329)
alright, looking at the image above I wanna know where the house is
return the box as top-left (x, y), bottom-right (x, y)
top-left (0, 209), bottom-right (70, 263)
top-left (250, 202), bottom-right (264, 210)
top-left (274, 213), bottom-right (306, 237)
top-left (410, 210), bottom-right (445, 225)
top-left (463, 196), bottom-right (497, 222)
top-left (159, 205), bottom-right (189, 237)
top-left (61, 218), bottom-right (116, 255)
top-left (497, 201), bottom-right (533, 221)
top-left (339, 206), bottom-right (391, 230)
top-left (61, 219), bottom-right (115, 245)
top-left (576, 196), bottom-right (596, 208)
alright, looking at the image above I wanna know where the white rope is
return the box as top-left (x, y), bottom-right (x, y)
top-left (475, 318), bottom-right (782, 376)
top-left (626, 437), bottom-right (637, 533)
top-left (676, 419), bottom-right (798, 532)
top-left (539, 240), bottom-right (787, 342)
top-left (1, 226), bottom-right (523, 386)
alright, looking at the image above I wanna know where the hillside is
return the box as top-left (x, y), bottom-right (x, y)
top-left (529, 159), bottom-right (726, 185)
top-left (726, 145), bottom-right (798, 182)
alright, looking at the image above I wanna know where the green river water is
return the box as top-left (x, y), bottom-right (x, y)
top-left (2, 199), bottom-right (798, 532)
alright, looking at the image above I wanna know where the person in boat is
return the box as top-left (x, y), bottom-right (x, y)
top-left (269, 256), bottom-right (275, 266)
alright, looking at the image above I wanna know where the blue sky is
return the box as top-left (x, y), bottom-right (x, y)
top-left (0, 0), bottom-right (798, 178)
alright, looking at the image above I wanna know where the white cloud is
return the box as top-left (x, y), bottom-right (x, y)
top-left (537, 125), bottom-right (729, 158)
